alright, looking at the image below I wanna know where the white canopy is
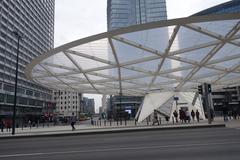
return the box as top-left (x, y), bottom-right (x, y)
top-left (25, 13), bottom-right (240, 96)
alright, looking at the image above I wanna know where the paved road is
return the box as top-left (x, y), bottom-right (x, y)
top-left (0, 127), bottom-right (240, 160)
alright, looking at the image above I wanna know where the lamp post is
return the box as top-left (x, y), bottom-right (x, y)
top-left (12, 31), bottom-right (22, 135)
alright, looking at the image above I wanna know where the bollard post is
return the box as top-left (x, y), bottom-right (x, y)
top-left (100, 120), bottom-right (101, 126)
top-left (110, 119), bottom-right (112, 126)
top-left (117, 118), bottom-right (119, 126)
top-left (147, 117), bottom-right (149, 125)
top-left (104, 120), bottom-right (106, 126)
top-left (135, 119), bottom-right (137, 126)
top-left (125, 118), bottom-right (127, 126)
top-left (172, 116), bottom-right (175, 125)
top-left (159, 117), bottom-right (161, 125)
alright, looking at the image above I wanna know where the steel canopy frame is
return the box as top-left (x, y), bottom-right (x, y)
top-left (25, 13), bottom-right (240, 96)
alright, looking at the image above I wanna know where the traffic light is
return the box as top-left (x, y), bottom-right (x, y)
top-left (208, 84), bottom-right (212, 93)
top-left (198, 85), bottom-right (203, 95)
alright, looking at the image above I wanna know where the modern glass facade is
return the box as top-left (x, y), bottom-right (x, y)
top-left (107, 0), bottom-right (167, 30)
top-left (0, 0), bottom-right (55, 122)
top-left (107, 0), bottom-right (167, 119)
top-left (193, 0), bottom-right (240, 16)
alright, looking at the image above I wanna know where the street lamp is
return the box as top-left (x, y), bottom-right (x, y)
top-left (12, 31), bottom-right (22, 135)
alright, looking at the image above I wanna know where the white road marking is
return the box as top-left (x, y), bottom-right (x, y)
top-left (1, 141), bottom-right (240, 158)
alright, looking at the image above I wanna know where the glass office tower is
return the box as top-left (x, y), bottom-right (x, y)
top-left (193, 0), bottom-right (240, 16)
top-left (107, 0), bottom-right (167, 30)
top-left (107, 0), bottom-right (167, 119)
top-left (0, 0), bottom-right (55, 123)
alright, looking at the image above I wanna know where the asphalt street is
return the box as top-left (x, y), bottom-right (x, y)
top-left (0, 127), bottom-right (240, 160)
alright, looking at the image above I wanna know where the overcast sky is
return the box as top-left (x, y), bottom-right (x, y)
top-left (54, 0), bottom-right (231, 112)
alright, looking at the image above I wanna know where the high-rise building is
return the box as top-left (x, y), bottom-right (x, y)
top-left (107, 0), bottom-right (167, 30)
top-left (82, 97), bottom-right (95, 115)
top-left (107, 0), bottom-right (167, 119)
top-left (0, 0), bottom-right (55, 123)
top-left (193, 0), bottom-right (240, 16)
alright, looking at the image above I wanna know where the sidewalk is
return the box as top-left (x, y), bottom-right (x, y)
top-left (0, 117), bottom-right (233, 139)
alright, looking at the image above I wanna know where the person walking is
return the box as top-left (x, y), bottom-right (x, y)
top-left (179, 109), bottom-right (184, 123)
top-left (196, 110), bottom-right (200, 123)
top-left (0, 119), bottom-right (4, 132)
top-left (210, 108), bottom-right (214, 122)
top-left (6, 119), bottom-right (12, 132)
top-left (173, 110), bottom-right (178, 123)
top-left (70, 114), bottom-right (76, 131)
top-left (185, 110), bottom-right (191, 123)
top-left (191, 110), bottom-right (195, 121)
top-left (152, 110), bottom-right (159, 125)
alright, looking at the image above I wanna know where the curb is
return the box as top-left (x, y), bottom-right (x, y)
top-left (0, 124), bottom-right (226, 139)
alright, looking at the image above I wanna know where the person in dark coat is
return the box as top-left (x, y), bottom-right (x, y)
top-left (191, 110), bottom-right (195, 121)
top-left (173, 110), bottom-right (178, 123)
top-left (179, 109), bottom-right (185, 123)
top-left (196, 110), bottom-right (200, 123)
top-left (0, 119), bottom-right (4, 132)
top-left (152, 110), bottom-right (160, 125)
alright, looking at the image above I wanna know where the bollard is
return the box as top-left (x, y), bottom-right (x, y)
top-left (147, 118), bottom-right (149, 125)
top-left (117, 119), bottom-right (119, 126)
top-left (125, 119), bottom-right (127, 126)
top-left (135, 119), bottom-right (137, 126)
top-left (159, 117), bottom-right (161, 125)
top-left (172, 116), bottom-right (175, 125)
top-left (104, 120), bottom-right (106, 126)
top-left (100, 120), bottom-right (101, 126)
top-left (120, 118), bottom-right (122, 125)
top-left (110, 119), bottom-right (112, 126)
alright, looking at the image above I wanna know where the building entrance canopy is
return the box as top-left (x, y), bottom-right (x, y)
top-left (25, 14), bottom-right (240, 96)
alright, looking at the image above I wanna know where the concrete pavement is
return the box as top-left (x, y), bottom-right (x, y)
top-left (0, 117), bottom-right (234, 139)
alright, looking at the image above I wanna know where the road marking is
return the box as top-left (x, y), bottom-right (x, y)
top-left (1, 141), bottom-right (240, 158)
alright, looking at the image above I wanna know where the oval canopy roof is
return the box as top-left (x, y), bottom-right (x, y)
top-left (25, 13), bottom-right (240, 96)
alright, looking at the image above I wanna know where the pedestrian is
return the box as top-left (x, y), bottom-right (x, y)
top-left (152, 110), bottom-right (159, 125)
top-left (179, 109), bottom-right (184, 123)
top-left (191, 110), bottom-right (195, 121)
top-left (196, 110), bottom-right (200, 123)
top-left (223, 106), bottom-right (228, 121)
top-left (28, 120), bottom-right (32, 129)
top-left (70, 114), bottom-right (76, 131)
top-left (210, 108), bottom-right (214, 122)
top-left (185, 110), bottom-right (191, 123)
top-left (173, 110), bottom-right (178, 123)
top-left (6, 120), bottom-right (11, 132)
top-left (0, 119), bottom-right (4, 132)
